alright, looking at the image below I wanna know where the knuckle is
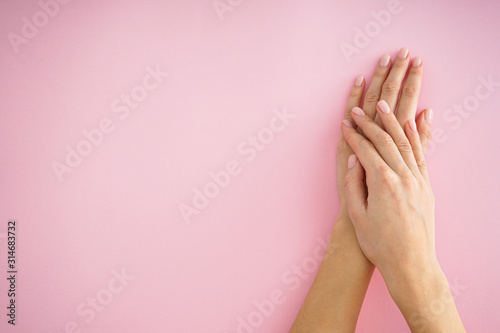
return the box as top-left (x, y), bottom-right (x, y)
top-left (374, 131), bottom-right (394, 146)
top-left (382, 80), bottom-right (399, 95)
top-left (395, 139), bottom-right (413, 153)
top-left (379, 169), bottom-right (397, 191)
top-left (420, 125), bottom-right (432, 142)
top-left (364, 91), bottom-right (380, 105)
top-left (375, 163), bottom-right (390, 177)
top-left (402, 84), bottom-right (418, 98)
top-left (381, 176), bottom-right (394, 189)
top-left (401, 172), bottom-right (416, 187)
top-left (358, 138), bottom-right (375, 151)
top-left (416, 156), bottom-right (428, 169)
top-left (342, 173), bottom-right (354, 190)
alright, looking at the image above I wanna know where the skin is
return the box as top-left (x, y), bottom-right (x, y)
top-left (342, 102), bottom-right (466, 332)
top-left (291, 48), bottom-right (464, 332)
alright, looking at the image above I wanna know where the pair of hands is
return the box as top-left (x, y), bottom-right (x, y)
top-left (336, 47), bottom-right (435, 289)
top-left (291, 48), bottom-right (465, 332)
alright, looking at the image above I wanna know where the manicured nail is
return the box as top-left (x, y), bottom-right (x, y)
top-left (342, 119), bottom-right (353, 128)
top-left (425, 109), bottom-right (433, 123)
top-left (348, 154), bottom-right (357, 169)
top-left (379, 54), bottom-right (390, 67)
top-left (352, 107), bottom-right (365, 116)
top-left (398, 47), bottom-right (409, 59)
top-left (377, 100), bottom-right (390, 114)
top-left (409, 119), bottom-right (417, 132)
top-left (354, 75), bottom-right (364, 87)
top-left (412, 56), bottom-right (422, 67)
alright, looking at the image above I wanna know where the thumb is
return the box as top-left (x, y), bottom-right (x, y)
top-left (342, 154), bottom-right (367, 221)
top-left (416, 108), bottom-right (433, 154)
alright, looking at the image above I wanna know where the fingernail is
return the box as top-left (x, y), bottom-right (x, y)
top-left (352, 107), bottom-right (365, 116)
top-left (342, 119), bottom-right (353, 128)
top-left (379, 54), bottom-right (390, 67)
top-left (348, 154), bottom-right (357, 169)
top-left (412, 56), bottom-right (422, 67)
top-left (354, 75), bottom-right (364, 87)
top-left (409, 119), bottom-right (417, 132)
top-left (377, 100), bottom-right (391, 114)
top-left (425, 109), bottom-right (433, 123)
top-left (398, 47), bottom-right (409, 59)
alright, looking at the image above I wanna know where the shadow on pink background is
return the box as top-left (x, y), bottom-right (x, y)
top-left (0, 0), bottom-right (499, 332)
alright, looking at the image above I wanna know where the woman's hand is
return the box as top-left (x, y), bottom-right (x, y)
top-left (337, 48), bottom-right (431, 218)
top-left (341, 101), bottom-right (465, 332)
top-left (342, 101), bottom-right (435, 282)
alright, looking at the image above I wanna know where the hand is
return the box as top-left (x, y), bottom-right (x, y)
top-left (337, 48), bottom-right (431, 218)
top-left (341, 101), bottom-right (465, 332)
top-left (341, 101), bottom-right (435, 283)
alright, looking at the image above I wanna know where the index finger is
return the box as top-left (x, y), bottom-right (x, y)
top-left (341, 119), bottom-right (390, 176)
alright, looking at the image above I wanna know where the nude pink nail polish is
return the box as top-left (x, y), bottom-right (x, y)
top-left (354, 75), bottom-right (364, 87)
top-left (348, 154), bottom-right (357, 169)
top-left (412, 56), bottom-right (422, 67)
top-left (377, 100), bottom-right (390, 114)
top-left (398, 47), bottom-right (409, 59)
top-left (379, 54), bottom-right (390, 67)
top-left (425, 109), bottom-right (433, 123)
top-left (409, 119), bottom-right (417, 132)
top-left (352, 107), bottom-right (365, 116)
top-left (343, 119), bottom-right (353, 127)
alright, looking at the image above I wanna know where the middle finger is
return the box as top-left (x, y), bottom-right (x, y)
top-left (375, 47), bottom-right (411, 126)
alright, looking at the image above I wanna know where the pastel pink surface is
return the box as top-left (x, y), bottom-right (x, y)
top-left (0, 0), bottom-right (499, 332)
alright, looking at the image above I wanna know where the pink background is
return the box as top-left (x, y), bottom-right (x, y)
top-left (1, 0), bottom-right (499, 332)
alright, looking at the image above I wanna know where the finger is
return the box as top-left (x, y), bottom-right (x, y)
top-left (344, 75), bottom-right (365, 126)
top-left (374, 47), bottom-right (411, 126)
top-left (350, 107), bottom-right (409, 175)
top-left (404, 118), bottom-right (429, 182)
top-left (362, 54), bottom-right (392, 119)
top-left (341, 119), bottom-right (389, 176)
top-left (395, 57), bottom-right (423, 127)
top-left (343, 154), bottom-right (367, 220)
top-left (416, 108), bottom-right (433, 155)
top-left (376, 100), bottom-right (420, 177)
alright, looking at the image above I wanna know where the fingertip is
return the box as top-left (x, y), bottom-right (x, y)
top-left (376, 100), bottom-right (391, 114)
top-left (416, 108), bottom-right (432, 128)
top-left (348, 154), bottom-right (357, 169)
top-left (352, 107), bottom-right (365, 116)
top-left (342, 119), bottom-right (353, 128)
top-left (425, 108), bottom-right (433, 124)
top-left (354, 75), bottom-right (364, 87)
top-left (409, 118), bottom-right (417, 132)
top-left (404, 119), bottom-right (418, 137)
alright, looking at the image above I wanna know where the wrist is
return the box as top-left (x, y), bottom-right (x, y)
top-left (330, 216), bottom-right (374, 268)
top-left (383, 258), bottom-right (446, 311)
